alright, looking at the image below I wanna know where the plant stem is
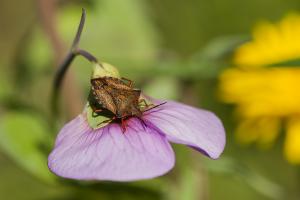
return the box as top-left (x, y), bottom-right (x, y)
top-left (48, 8), bottom-right (87, 124)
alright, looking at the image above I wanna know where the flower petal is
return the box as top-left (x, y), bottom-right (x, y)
top-left (143, 100), bottom-right (226, 159)
top-left (284, 117), bottom-right (300, 164)
top-left (48, 114), bottom-right (175, 181)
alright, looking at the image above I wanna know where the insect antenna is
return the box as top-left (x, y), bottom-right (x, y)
top-left (143, 102), bottom-right (167, 113)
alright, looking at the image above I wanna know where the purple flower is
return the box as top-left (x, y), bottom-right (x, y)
top-left (48, 98), bottom-right (226, 181)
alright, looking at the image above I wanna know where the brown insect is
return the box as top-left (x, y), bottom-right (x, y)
top-left (89, 76), bottom-right (162, 132)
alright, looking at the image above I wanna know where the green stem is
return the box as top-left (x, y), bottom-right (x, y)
top-left (50, 8), bottom-right (98, 124)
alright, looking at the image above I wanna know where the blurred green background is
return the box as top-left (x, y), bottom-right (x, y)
top-left (1, 0), bottom-right (300, 199)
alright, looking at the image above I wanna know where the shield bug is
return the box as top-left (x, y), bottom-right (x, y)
top-left (89, 76), bottom-right (162, 132)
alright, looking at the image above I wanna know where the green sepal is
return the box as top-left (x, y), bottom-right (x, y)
top-left (85, 102), bottom-right (111, 130)
top-left (92, 62), bottom-right (121, 79)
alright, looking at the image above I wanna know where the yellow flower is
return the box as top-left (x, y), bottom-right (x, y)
top-left (219, 13), bottom-right (300, 164)
top-left (234, 14), bottom-right (300, 67)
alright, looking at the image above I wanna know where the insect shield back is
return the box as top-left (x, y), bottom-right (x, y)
top-left (86, 62), bottom-right (121, 130)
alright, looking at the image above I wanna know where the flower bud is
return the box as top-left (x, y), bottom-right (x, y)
top-left (91, 62), bottom-right (120, 79)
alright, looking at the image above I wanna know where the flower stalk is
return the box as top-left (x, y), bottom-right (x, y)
top-left (51, 9), bottom-right (98, 120)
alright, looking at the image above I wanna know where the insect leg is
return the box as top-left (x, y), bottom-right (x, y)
top-left (90, 104), bottom-right (103, 117)
top-left (93, 108), bottom-right (103, 112)
top-left (92, 109), bottom-right (103, 117)
top-left (121, 118), bottom-right (127, 133)
top-left (121, 77), bottom-right (133, 88)
top-left (143, 102), bottom-right (167, 114)
top-left (97, 119), bottom-right (113, 126)
top-left (91, 78), bottom-right (105, 89)
top-left (139, 99), bottom-right (153, 108)
top-left (96, 115), bottom-right (117, 125)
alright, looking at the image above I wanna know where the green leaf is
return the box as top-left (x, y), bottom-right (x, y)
top-left (0, 112), bottom-right (55, 183)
